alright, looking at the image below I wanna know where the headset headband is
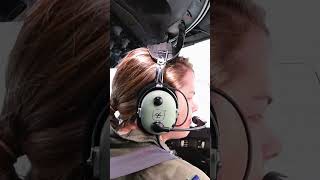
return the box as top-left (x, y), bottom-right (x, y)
top-left (147, 21), bottom-right (186, 62)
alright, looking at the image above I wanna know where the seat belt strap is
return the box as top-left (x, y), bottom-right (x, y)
top-left (110, 145), bottom-right (177, 179)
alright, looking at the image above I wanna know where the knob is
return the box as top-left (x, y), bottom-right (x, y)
top-left (153, 96), bottom-right (163, 106)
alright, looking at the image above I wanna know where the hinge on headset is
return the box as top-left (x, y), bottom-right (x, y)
top-left (155, 54), bottom-right (167, 86)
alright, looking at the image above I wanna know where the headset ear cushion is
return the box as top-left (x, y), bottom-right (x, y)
top-left (137, 83), bottom-right (179, 135)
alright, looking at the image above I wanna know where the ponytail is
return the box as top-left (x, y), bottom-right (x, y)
top-left (109, 104), bottom-right (119, 128)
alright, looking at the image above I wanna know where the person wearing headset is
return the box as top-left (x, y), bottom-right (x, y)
top-left (0, 0), bottom-right (108, 179)
top-left (211, 0), bottom-right (283, 180)
top-left (109, 47), bottom-right (210, 180)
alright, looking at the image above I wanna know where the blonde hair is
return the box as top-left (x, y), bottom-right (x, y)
top-left (211, 0), bottom-right (268, 87)
top-left (110, 48), bottom-right (193, 127)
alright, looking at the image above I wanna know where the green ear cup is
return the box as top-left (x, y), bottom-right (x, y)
top-left (138, 89), bottom-right (178, 135)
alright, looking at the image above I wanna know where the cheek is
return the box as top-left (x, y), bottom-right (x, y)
top-left (247, 119), bottom-right (266, 145)
top-left (177, 94), bottom-right (187, 118)
top-left (213, 97), bottom-right (249, 179)
top-left (248, 135), bottom-right (265, 180)
top-left (218, 115), bottom-right (248, 179)
top-left (243, 120), bottom-right (266, 179)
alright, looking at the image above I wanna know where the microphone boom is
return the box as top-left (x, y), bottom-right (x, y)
top-left (171, 116), bottom-right (207, 131)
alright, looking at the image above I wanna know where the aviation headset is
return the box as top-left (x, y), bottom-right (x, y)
top-left (136, 56), bottom-right (180, 135)
top-left (137, 21), bottom-right (208, 135)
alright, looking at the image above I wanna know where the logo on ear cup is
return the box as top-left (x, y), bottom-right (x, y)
top-left (152, 109), bottom-right (166, 121)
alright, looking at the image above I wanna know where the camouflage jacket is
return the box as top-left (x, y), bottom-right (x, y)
top-left (110, 126), bottom-right (210, 180)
